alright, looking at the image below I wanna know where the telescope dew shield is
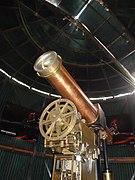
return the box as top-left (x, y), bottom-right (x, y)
top-left (34, 51), bottom-right (98, 124)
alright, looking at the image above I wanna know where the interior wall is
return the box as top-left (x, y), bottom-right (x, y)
top-left (0, 134), bottom-right (53, 180)
top-left (0, 134), bottom-right (134, 180)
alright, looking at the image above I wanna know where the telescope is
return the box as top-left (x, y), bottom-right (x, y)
top-left (34, 51), bottom-right (113, 180)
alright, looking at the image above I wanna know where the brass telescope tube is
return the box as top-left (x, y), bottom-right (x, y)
top-left (34, 51), bottom-right (98, 124)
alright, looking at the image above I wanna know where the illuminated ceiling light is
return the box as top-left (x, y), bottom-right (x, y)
top-left (114, 92), bottom-right (134, 98)
top-left (0, 68), bottom-right (11, 78)
top-left (74, 0), bottom-right (92, 20)
top-left (12, 77), bottom-right (30, 89)
top-left (90, 96), bottom-right (113, 101)
top-left (31, 87), bottom-right (50, 95)
top-left (50, 93), bottom-right (61, 98)
top-left (1, 68), bottom-right (135, 101)
top-left (1, 129), bottom-right (16, 136)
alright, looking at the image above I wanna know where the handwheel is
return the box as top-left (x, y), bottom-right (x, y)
top-left (39, 99), bottom-right (77, 140)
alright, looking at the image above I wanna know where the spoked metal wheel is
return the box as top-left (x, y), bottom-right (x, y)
top-left (39, 99), bottom-right (77, 140)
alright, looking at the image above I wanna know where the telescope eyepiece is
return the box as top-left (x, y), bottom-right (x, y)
top-left (34, 51), bottom-right (61, 77)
